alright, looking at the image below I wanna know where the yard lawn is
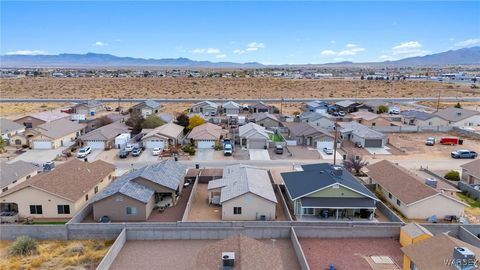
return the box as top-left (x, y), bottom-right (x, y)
top-left (456, 192), bottom-right (480, 219)
top-left (269, 133), bottom-right (283, 142)
top-left (0, 240), bottom-right (112, 270)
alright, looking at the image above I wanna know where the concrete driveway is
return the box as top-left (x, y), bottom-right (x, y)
top-left (133, 149), bottom-right (161, 164)
top-left (249, 149), bottom-right (271, 160)
top-left (194, 149), bottom-right (215, 161)
top-left (82, 149), bottom-right (104, 162)
top-left (10, 147), bottom-right (66, 164)
top-left (318, 149), bottom-right (342, 160)
top-left (365, 147), bottom-right (391, 155)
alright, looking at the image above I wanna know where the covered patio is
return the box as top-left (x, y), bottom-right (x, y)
top-left (295, 197), bottom-right (377, 221)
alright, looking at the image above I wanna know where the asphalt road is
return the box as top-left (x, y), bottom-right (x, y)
top-left (1, 97), bottom-right (479, 103)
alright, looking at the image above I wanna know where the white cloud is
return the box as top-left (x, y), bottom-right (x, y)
top-left (5, 50), bottom-right (47, 55)
top-left (454, 38), bottom-right (480, 48)
top-left (391, 41), bottom-right (427, 56)
top-left (215, 54), bottom-right (227, 59)
top-left (320, 50), bottom-right (336, 56)
top-left (190, 48), bottom-right (221, 54)
top-left (329, 40), bottom-right (336, 44)
top-left (206, 48), bottom-right (220, 54)
top-left (346, 43), bottom-right (357, 48)
top-left (234, 42), bottom-right (265, 54)
top-left (233, 49), bottom-right (244, 55)
top-left (93, 41), bottom-right (107, 46)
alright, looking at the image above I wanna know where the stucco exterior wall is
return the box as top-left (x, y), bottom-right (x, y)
top-left (221, 193), bottom-right (276, 221)
top-left (403, 195), bottom-right (465, 219)
top-left (93, 193), bottom-right (154, 221)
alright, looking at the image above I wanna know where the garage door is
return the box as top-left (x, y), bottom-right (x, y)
top-left (248, 140), bottom-right (266, 149)
top-left (364, 139), bottom-right (383, 148)
top-left (316, 140), bottom-right (333, 149)
top-left (86, 140), bottom-right (106, 149)
top-left (33, 140), bottom-right (52, 149)
top-left (197, 140), bottom-right (215, 149)
top-left (145, 140), bottom-right (165, 149)
top-left (62, 139), bottom-right (75, 147)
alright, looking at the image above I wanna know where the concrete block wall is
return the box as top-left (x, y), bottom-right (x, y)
top-left (67, 203), bottom-right (93, 224)
top-left (182, 175), bottom-right (199, 221)
top-left (95, 228), bottom-right (127, 270)
top-left (0, 225), bottom-right (68, 240)
top-left (458, 226), bottom-right (480, 247)
top-left (377, 201), bottom-right (404, 223)
top-left (293, 225), bottom-right (401, 239)
top-left (290, 227), bottom-right (310, 270)
top-left (276, 185), bottom-right (293, 221)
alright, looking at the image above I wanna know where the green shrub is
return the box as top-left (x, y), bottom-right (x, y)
top-left (181, 144), bottom-right (196, 156)
top-left (9, 236), bottom-right (37, 256)
top-left (444, 170), bottom-right (460, 181)
top-left (377, 105), bottom-right (388, 114)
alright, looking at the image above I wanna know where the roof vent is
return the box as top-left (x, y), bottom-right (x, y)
top-left (331, 166), bottom-right (343, 176)
top-left (457, 112), bottom-right (462, 116)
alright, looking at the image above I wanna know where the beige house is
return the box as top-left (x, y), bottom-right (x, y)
top-left (0, 161), bottom-right (38, 194)
top-left (460, 159), bottom-right (480, 185)
top-left (30, 118), bottom-right (85, 149)
top-left (208, 165), bottom-right (277, 221)
top-left (0, 159), bottom-right (115, 219)
top-left (1, 118), bottom-right (25, 143)
top-left (350, 111), bottom-right (393, 127)
top-left (142, 122), bottom-right (184, 149)
top-left (366, 160), bottom-right (466, 219)
top-left (253, 113), bottom-right (280, 129)
top-left (92, 160), bottom-right (187, 222)
top-left (186, 122), bottom-right (227, 149)
top-left (73, 100), bottom-right (104, 119)
top-left (131, 100), bottom-right (161, 118)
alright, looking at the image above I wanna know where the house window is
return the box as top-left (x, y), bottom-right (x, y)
top-left (29, 205), bottom-right (43, 214)
top-left (109, 175), bottom-right (112, 180)
top-left (57, 205), bottom-right (70, 214)
top-left (2, 187), bottom-right (8, 192)
top-left (372, 123), bottom-right (376, 126)
top-left (396, 199), bottom-right (401, 206)
top-left (126, 207), bottom-right (137, 216)
top-left (85, 194), bottom-right (89, 201)
top-left (26, 175), bottom-right (31, 179)
top-left (233, 207), bottom-right (242, 215)
top-left (388, 193), bottom-right (392, 199)
top-left (302, 208), bottom-right (314, 215)
top-left (94, 186), bottom-right (99, 194)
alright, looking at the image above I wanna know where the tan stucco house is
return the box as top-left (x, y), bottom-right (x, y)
top-left (0, 161), bottom-right (38, 194)
top-left (142, 122), bottom-right (184, 149)
top-left (207, 165), bottom-right (277, 221)
top-left (0, 159), bottom-right (115, 219)
top-left (366, 160), bottom-right (467, 219)
top-left (460, 159), bottom-right (480, 185)
top-left (350, 111), bottom-right (393, 127)
top-left (30, 118), bottom-right (85, 149)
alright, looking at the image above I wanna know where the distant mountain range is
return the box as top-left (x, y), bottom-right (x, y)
top-left (1, 47), bottom-right (479, 68)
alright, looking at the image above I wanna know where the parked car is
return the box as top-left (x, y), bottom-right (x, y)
top-left (426, 137), bottom-right (435, 146)
top-left (43, 161), bottom-right (55, 171)
top-left (332, 112), bottom-right (339, 117)
top-left (451, 150), bottom-right (477, 159)
top-left (76, 146), bottom-right (92, 158)
top-left (105, 106), bottom-right (113, 111)
top-left (124, 144), bottom-right (134, 152)
top-left (132, 147), bottom-right (142, 157)
top-left (388, 107), bottom-right (400, 114)
top-left (275, 145), bottom-right (284, 154)
top-left (98, 216), bottom-right (111, 223)
top-left (323, 147), bottom-right (334, 155)
top-left (223, 143), bottom-right (233, 156)
top-left (119, 149), bottom-right (129, 158)
top-left (152, 147), bottom-right (162, 156)
top-left (338, 111), bottom-right (345, 117)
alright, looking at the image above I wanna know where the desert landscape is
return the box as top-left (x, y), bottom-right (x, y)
top-left (1, 77), bottom-right (477, 100)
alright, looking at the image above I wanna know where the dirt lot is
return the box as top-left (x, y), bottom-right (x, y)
top-left (1, 77), bottom-right (476, 99)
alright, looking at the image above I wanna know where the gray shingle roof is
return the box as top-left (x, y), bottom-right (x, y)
top-left (434, 107), bottom-right (480, 122)
top-left (81, 121), bottom-right (130, 141)
top-left (0, 118), bottom-right (24, 134)
top-left (339, 122), bottom-right (385, 139)
top-left (400, 110), bottom-right (433, 120)
top-left (94, 160), bottom-right (186, 203)
top-left (0, 161), bottom-right (38, 188)
top-left (281, 163), bottom-right (378, 201)
top-left (36, 118), bottom-right (85, 139)
top-left (208, 164), bottom-right (277, 204)
top-left (143, 100), bottom-right (161, 109)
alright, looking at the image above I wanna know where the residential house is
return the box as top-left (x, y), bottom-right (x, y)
top-left (30, 118), bottom-right (85, 149)
top-left (354, 103), bottom-right (374, 112)
top-left (73, 100), bottom-right (104, 118)
top-left (142, 122), bottom-right (184, 149)
top-left (249, 101), bottom-right (273, 114)
top-left (157, 112), bottom-right (175, 123)
top-left (281, 163), bottom-right (379, 220)
top-left (366, 160), bottom-right (466, 219)
top-left (252, 112), bottom-right (280, 129)
top-left (297, 112), bottom-right (336, 131)
top-left (186, 123), bottom-right (227, 149)
top-left (222, 101), bottom-right (241, 115)
top-left (0, 161), bottom-right (38, 194)
top-left (207, 165), bottom-right (277, 220)
top-left (0, 159), bottom-right (115, 219)
top-left (132, 100), bottom-right (161, 118)
top-left (0, 118), bottom-right (25, 143)
top-left (433, 107), bottom-right (480, 127)
top-left (350, 111), bottom-right (393, 127)
top-left (401, 233), bottom-right (480, 270)
top-left (460, 159), bottom-right (480, 185)
top-left (80, 121), bottom-right (131, 149)
top-left (92, 160), bottom-right (187, 222)
top-left (339, 121), bottom-right (387, 148)
top-left (400, 110), bottom-right (434, 126)
top-left (282, 122), bottom-right (334, 148)
top-left (305, 100), bottom-right (328, 113)
top-left (190, 101), bottom-right (219, 115)
top-left (335, 100), bottom-right (360, 113)
top-left (14, 111), bottom-right (70, 129)
top-left (239, 122), bottom-right (273, 149)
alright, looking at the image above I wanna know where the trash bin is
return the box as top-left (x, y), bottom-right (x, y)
top-left (343, 154), bottom-right (347, 160)
top-left (195, 163), bottom-right (199, 169)
top-left (459, 139), bottom-right (464, 145)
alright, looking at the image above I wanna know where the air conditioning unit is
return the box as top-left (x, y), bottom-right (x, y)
top-left (453, 247), bottom-right (476, 270)
top-left (222, 252), bottom-right (235, 269)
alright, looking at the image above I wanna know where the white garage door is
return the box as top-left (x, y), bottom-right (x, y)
top-left (197, 140), bottom-right (215, 149)
top-left (87, 140), bottom-right (106, 149)
top-left (145, 140), bottom-right (165, 149)
top-left (316, 140), bottom-right (333, 149)
top-left (62, 139), bottom-right (75, 147)
top-left (33, 140), bottom-right (52, 149)
top-left (248, 140), bottom-right (266, 149)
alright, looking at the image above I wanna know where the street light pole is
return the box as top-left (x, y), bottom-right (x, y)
top-left (333, 120), bottom-right (339, 166)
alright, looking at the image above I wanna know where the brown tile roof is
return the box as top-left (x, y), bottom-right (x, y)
top-left (36, 118), bottom-right (85, 139)
top-left (366, 160), bottom-right (437, 205)
top-left (461, 159), bottom-right (480, 178)
top-left (186, 123), bottom-right (226, 140)
top-left (401, 233), bottom-right (480, 270)
top-left (0, 159), bottom-right (115, 202)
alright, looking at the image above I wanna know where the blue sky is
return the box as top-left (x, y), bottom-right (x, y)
top-left (1, 1), bottom-right (479, 64)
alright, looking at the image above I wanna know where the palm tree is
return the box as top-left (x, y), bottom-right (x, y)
top-left (342, 155), bottom-right (369, 175)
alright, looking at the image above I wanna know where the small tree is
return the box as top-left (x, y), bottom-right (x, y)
top-left (377, 105), bottom-right (389, 114)
top-left (343, 155), bottom-right (369, 175)
top-left (0, 137), bottom-right (5, 153)
top-left (187, 115), bottom-right (206, 131)
top-left (176, 113), bottom-right (189, 128)
top-left (126, 111), bottom-right (144, 134)
top-left (454, 102), bottom-right (462, 109)
top-left (444, 170), bottom-right (460, 181)
top-left (141, 115), bottom-right (164, 129)
top-left (96, 116), bottom-right (113, 128)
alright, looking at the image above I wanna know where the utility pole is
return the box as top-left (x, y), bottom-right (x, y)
top-left (280, 97), bottom-right (284, 115)
top-left (333, 120), bottom-right (339, 165)
top-left (436, 89), bottom-right (441, 112)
